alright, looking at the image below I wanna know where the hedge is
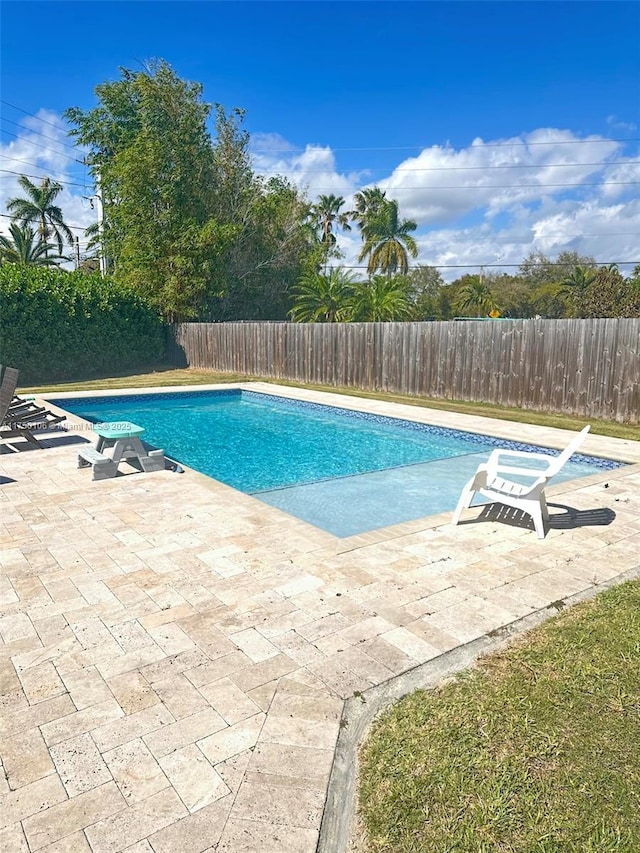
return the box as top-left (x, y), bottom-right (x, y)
top-left (0, 266), bottom-right (166, 383)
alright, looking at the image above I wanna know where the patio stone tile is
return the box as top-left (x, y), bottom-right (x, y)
top-left (0, 612), bottom-right (38, 643)
top-left (33, 616), bottom-right (73, 646)
top-left (143, 707), bottom-right (227, 760)
top-left (231, 780), bottom-right (325, 828)
top-left (358, 636), bottom-right (417, 674)
top-left (39, 831), bottom-right (93, 851)
top-left (379, 626), bottom-right (442, 663)
top-left (0, 823), bottom-right (29, 852)
top-left (122, 842), bottom-right (154, 853)
top-left (103, 738), bottom-right (170, 803)
top-left (1, 774), bottom-right (67, 831)
top-left (0, 693), bottom-right (76, 739)
top-left (92, 703), bottom-right (174, 752)
top-left (147, 797), bottom-right (231, 853)
top-left (105, 670), bottom-right (159, 715)
top-left (60, 666), bottom-right (113, 711)
top-left (41, 698), bottom-right (125, 747)
top-left (49, 732), bottom-right (112, 797)
top-left (95, 644), bottom-right (166, 680)
top-left (153, 673), bottom-right (209, 719)
top-left (107, 620), bottom-right (155, 653)
top-left (22, 782), bottom-right (125, 849)
top-left (158, 744), bottom-right (229, 812)
top-left (259, 710), bottom-right (339, 751)
top-left (215, 818), bottom-right (318, 853)
top-left (247, 679), bottom-right (279, 711)
top-left (83, 787), bottom-right (187, 853)
top-left (139, 648), bottom-right (210, 684)
top-left (198, 713), bottom-right (265, 765)
top-left (198, 676), bottom-right (262, 724)
top-left (271, 629), bottom-right (326, 666)
top-left (0, 726), bottom-right (55, 790)
top-left (215, 749), bottom-right (252, 794)
top-left (230, 654), bottom-right (298, 692)
top-left (249, 742), bottom-right (334, 790)
top-left (146, 623), bottom-right (194, 656)
top-left (18, 660), bottom-right (67, 704)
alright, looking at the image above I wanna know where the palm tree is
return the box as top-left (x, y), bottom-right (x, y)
top-left (559, 265), bottom-right (597, 298)
top-left (349, 275), bottom-right (413, 322)
top-left (455, 279), bottom-right (498, 317)
top-left (308, 194), bottom-right (352, 247)
top-left (0, 223), bottom-right (65, 266)
top-left (308, 194), bottom-right (351, 273)
top-left (7, 176), bottom-right (74, 256)
top-left (358, 199), bottom-right (418, 275)
top-left (290, 267), bottom-right (356, 322)
top-left (351, 186), bottom-right (388, 229)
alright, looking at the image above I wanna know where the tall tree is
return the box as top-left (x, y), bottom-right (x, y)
top-left (558, 265), bottom-right (598, 317)
top-left (0, 223), bottom-right (65, 266)
top-left (66, 61), bottom-right (222, 321)
top-left (358, 198), bottom-right (418, 275)
top-left (7, 176), bottom-right (73, 256)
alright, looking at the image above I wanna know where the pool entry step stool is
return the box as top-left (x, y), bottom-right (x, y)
top-left (78, 421), bottom-right (165, 480)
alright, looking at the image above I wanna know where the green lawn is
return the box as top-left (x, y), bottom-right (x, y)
top-left (358, 580), bottom-right (640, 853)
top-left (22, 365), bottom-right (637, 441)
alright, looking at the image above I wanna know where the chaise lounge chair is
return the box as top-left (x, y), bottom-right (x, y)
top-left (0, 366), bottom-right (66, 448)
top-left (451, 425), bottom-right (591, 538)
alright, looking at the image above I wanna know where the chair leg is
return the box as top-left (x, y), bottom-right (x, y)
top-left (540, 491), bottom-right (549, 522)
top-left (452, 482), bottom-right (476, 526)
top-left (531, 504), bottom-right (547, 539)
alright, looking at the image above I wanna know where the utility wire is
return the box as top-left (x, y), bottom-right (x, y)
top-left (0, 100), bottom-right (72, 131)
top-left (0, 116), bottom-right (80, 152)
top-left (250, 138), bottom-right (640, 153)
top-left (0, 211), bottom-right (92, 232)
top-left (293, 181), bottom-right (640, 190)
top-left (336, 261), bottom-right (639, 269)
top-left (2, 161), bottom-right (637, 192)
top-left (0, 168), bottom-right (93, 189)
top-left (257, 160), bottom-right (640, 174)
top-left (0, 128), bottom-right (84, 164)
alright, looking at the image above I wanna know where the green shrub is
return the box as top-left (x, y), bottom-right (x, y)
top-left (0, 266), bottom-right (166, 383)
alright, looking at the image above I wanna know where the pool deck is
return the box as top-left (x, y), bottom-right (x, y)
top-left (1, 382), bottom-right (639, 853)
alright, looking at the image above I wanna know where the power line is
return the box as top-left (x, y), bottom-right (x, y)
top-left (297, 181), bottom-right (640, 190)
top-left (336, 261), bottom-right (639, 270)
top-left (250, 138), bottom-right (640, 154)
top-left (0, 116), bottom-right (80, 153)
top-left (3, 160), bottom-right (637, 192)
top-left (0, 100), bottom-right (72, 132)
top-left (0, 128), bottom-right (84, 164)
top-left (257, 160), bottom-right (640, 175)
top-left (0, 168), bottom-right (93, 189)
top-left (0, 211), bottom-right (92, 233)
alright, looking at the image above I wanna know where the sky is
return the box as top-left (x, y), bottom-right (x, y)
top-left (1, 0), bottom-right (639, 278)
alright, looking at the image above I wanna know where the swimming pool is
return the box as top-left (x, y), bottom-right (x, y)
top-left (57, 389), bottom-right (621, 537)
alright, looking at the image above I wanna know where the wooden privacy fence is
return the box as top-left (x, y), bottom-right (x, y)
top-left (167, 318), bottom-right (640, 423)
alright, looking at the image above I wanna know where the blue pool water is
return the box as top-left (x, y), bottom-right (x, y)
top-left (57, 390), bottom-right (621, 537)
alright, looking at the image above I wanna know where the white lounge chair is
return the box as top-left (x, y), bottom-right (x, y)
top-left (451, 425), bottom-right (591, 538)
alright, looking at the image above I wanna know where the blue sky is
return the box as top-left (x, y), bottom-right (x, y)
top-left (1, 1), bottom-right (639, 276)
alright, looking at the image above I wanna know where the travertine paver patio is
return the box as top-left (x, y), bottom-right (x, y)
top-left (1, 383), bottom-right (639, 853)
